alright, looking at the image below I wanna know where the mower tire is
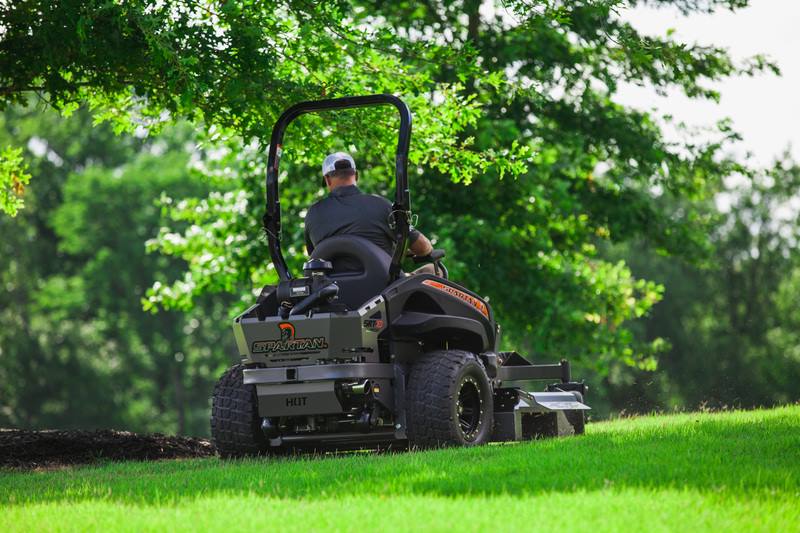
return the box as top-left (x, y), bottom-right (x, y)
top-left (406, 350), bottom-right (494, 448)
top-left (211, 364), bottom-right (268, 458)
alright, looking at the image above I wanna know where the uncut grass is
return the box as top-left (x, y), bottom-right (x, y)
top-left (2, 406), bottom-right (798, 502)
top-left (3, 491), bottom-right (798, 533)
top-left (1, 406), bottom-right (799, 531)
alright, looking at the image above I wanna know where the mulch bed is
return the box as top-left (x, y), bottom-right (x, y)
top-left (0, 428), bottom-right (215, 470)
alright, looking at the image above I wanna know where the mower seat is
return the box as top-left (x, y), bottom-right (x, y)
top-left (310, 235), bottom-right (391, 310)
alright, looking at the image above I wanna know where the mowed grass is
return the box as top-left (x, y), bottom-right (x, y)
top-left (2, 406), bottom-right (799, 532)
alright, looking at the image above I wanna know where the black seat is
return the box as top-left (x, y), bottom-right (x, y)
top-left (310, 235), bottom-right (391, 309)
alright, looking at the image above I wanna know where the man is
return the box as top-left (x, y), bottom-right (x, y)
top-left (304, 152), bottom-right (435, 273)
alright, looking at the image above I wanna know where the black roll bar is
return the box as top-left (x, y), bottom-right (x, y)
top-left (262, 94), bottom-right (412, 281)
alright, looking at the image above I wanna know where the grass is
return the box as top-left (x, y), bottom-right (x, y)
top-left (1, 405), bottom-right (799, 532)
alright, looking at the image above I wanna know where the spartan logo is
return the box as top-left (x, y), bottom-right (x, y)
top-left (280, 322), bottom-right (294, 341)
top-left (252, 322), bottom-right (328, 354)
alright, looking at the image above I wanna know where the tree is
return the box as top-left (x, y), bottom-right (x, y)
top-left (0, 104), bottom-right (231, 434)
top-left (1, 1), bottom-right (777, 382)
top-left (145, 0), bottom-right (771, 376)
top-left (0, 102), bottom-right (140, 428)
top-left (603, 156), bottom-right (800, 412)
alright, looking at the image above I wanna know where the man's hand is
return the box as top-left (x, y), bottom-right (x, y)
top-left (409, 232), bottom-right (433, 257)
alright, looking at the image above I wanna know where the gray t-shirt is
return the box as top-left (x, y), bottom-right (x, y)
top-left (304, 185), bottom-right (420, 256)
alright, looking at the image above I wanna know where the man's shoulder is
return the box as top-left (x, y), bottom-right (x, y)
top-left (307, 196), bottom-right (329, 213)
top-left (361, 192), bottom-right (392, 208)
top-left (308, 189), bottom-right (391, 214)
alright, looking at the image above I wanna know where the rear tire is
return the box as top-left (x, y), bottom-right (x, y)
top-left (406, 350), bottom-right (494, 448)
top-left (210, 364), bottom-right (268, 458)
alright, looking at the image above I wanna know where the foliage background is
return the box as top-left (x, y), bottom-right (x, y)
top-left (0, 0), bottom-right (797, 435)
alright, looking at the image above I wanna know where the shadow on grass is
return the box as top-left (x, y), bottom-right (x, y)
top-left (2, 407), bottom-right (798, 505)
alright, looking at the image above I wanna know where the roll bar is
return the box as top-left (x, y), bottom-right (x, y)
top-left (262, 94), bottom-right (412, 281)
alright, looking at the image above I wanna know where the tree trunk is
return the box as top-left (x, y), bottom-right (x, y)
top-left (174, 361), bottom-right (185, 435)
top-left (465, 0), bottom-right (481, 94)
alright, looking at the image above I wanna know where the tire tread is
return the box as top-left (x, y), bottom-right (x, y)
top-left (210, 364), bottom-right (267, 457)
top-left (405, 349), bottom-right (492, 448)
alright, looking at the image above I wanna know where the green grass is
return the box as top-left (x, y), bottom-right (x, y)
top-left (2, 406), bottom-right (799, 532)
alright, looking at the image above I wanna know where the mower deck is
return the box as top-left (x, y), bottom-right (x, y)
top-left (241, 356), bottom-right (589, 447)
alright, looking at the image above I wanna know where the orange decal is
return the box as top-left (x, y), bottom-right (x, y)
top-left (278, 322), bottom-right (295, 340)
top-left (422, 280), bottom-right (489, 318)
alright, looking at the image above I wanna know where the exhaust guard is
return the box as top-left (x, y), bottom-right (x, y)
top-left (243, 363), bottom-right (395, 417)
top-left (255, 381), bottom-right (342, 416)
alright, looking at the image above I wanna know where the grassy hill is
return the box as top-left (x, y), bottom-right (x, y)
top-left (2, 405), bottom-right (798, 532)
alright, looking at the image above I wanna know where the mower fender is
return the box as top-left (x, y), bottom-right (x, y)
top-left (390, 311), bottom-right (488, 351)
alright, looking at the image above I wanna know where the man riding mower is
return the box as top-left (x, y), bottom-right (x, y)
top-left (211, 94), bottom-right (589, 456)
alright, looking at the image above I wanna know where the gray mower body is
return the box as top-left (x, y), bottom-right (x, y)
top-left (227, 267), bottom-right (589, 450)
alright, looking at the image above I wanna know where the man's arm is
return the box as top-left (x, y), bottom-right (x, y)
top-left (408, 231), bottom-right (433, 256)
top-left (305, 226), bottom-right (314, 256)
top-left (304, 220), bottom-right (314, 255)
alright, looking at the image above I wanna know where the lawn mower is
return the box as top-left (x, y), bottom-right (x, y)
top-left (211, 94), bottom-right (589, 456)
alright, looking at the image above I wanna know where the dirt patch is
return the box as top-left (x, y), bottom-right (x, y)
top-left (0, 428), bottom-right (215, 470)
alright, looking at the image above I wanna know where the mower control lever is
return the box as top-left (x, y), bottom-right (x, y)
top-left (411, 249), bottom-right (446, 264)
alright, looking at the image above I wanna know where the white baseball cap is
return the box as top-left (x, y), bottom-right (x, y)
top-left (322, 152), bottom-right (356, 176)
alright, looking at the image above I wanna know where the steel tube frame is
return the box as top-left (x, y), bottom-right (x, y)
top-left (263, 94), bottom-right (412, 281)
